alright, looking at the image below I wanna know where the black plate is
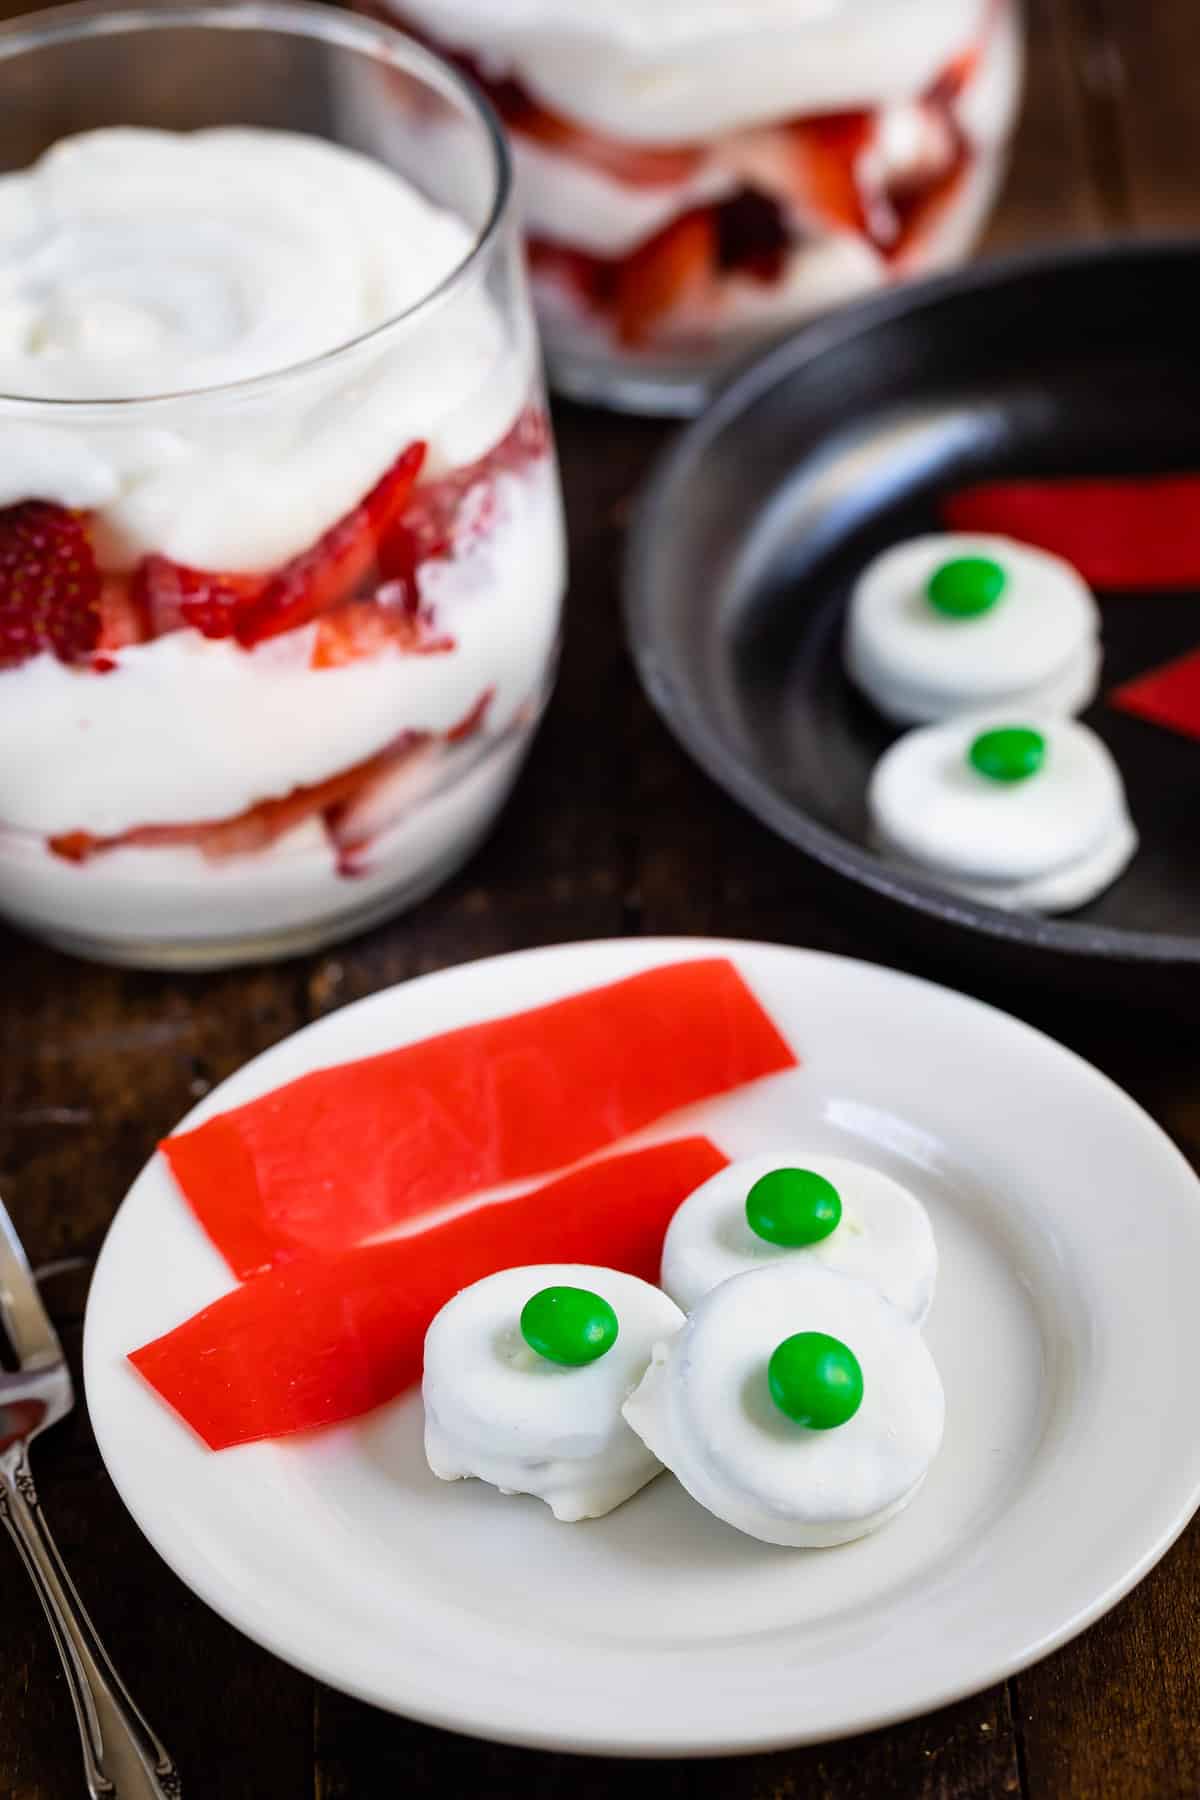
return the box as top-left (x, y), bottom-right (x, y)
top-left (625, 240), bottom-right (1200, 982)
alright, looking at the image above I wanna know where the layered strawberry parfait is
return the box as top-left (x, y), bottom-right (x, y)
top-left (363, 0), bottom-right (1022, 410)
top-left (0, 121), bottom-right (564, 966)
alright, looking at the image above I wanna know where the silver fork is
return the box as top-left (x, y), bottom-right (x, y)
top-left (0, 1196), bottom-right (181, 1798)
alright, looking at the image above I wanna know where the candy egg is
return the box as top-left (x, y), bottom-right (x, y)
top-left (845, 534), bottom-right (1101, 724)
top-left (423, 1264), bottom-right (685, 1521)
top-left (661, 1151), bottom-right (937, 1322)
top-left (622, 1262), bottom-right (945, 1548)
top-left (868, 713), bottom-right (1137, 912)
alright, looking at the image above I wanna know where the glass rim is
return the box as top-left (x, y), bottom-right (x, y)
top-left (0, 0), bottom-right (513, 415)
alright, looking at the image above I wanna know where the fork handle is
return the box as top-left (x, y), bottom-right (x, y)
top-left (0, 1449), bottom-right (181, 1799)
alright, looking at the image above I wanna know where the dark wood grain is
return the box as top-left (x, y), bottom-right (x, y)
top-left (1, 0), bottom-right (1199, 1796)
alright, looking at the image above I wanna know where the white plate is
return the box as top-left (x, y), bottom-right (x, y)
top-left (84, 938), bottom-right (1200, 1757)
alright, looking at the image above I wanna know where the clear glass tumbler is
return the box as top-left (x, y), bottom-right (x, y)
top-left (363, 0), bottom-right (1024, 415)
top-left (0, 0), bottom-right (566, 968)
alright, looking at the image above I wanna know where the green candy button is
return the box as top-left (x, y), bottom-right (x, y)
top-left (746, 1168), bottom-right (842, 1247)
top-left (520, 1286), bottom-right (618, 1366)
top-left (968, 725), bottom-right (1046, 784)
top-left (927, 555), bottom-right (1007, 618)
top-left (768, 1332), bottom-right (864, 1429)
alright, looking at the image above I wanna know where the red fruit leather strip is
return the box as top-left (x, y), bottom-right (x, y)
top-left (941, 475), bottom-right (1200, 589)
top-left (130, 1136), bottom-right (729, 1448)
top-left (1110, 645), bottom-right (1200, 741)
top-left (162, 958), bottom-right (795, 1279)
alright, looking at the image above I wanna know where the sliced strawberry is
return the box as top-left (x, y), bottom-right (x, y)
top-left (133, 558), bottom-right (265, 640)
top-left (889, 149), bottom-right (970, 267)
top-left (126, 410), bottom-right (545, 653)
top-left (924, 0), bottom-right (996, 108)
top-left (233, 441), bottom-right (427, 647)
top-left (788, 110), bottom-right (874, 237)
top-left (128, 444), bottom-right (426, 647)
top-left (94, 575), bottom-right (150, 655)
top-left (446, 687), bottom-right (494, 744)
top-left (377, 405), bottom-right (550, 593)
top-left (926, 42), bottom-right (982, 109)
top-left (489, 406), bottom-right (553, 473)
top-left (310, 598), bottom-right (454, 670)
top-left (528, 239), bottom-right (611, 309)
top-left (49, 732), bottom-right (431, 866)
top-left (614, 208), bottom-right (718, 346)
top-left (0, 502), bottom-right (101, 669)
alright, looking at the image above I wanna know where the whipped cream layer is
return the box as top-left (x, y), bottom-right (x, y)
top-left (0, 128), bottom-right (526, 568)
top-left (424, 1264), bottom-right (685, 1522)
top-left (396, 0), bottom-right (987, 142)
top-left (0, 127), bottom-right (472, 399)
top-left (0, 460), bottom-right (563, 838)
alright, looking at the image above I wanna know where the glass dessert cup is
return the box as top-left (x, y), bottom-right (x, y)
top-left (0, 0), bottom-right (566, 969)
top-left (362, 0), bottom-right (1024, 414)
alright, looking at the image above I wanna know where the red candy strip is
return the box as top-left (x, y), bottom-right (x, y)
top-left (162, 959), bottom-right (796, 1279)
top-left (941, 475), bottom-right (1200, 589)
top-left (130, 1136), bottom-right (730, 1449)
top-left (1110, 645), bottom-right (1200, 741)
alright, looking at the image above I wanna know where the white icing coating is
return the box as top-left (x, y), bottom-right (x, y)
top-left (622, 1262), bottom-right (944, 1547)
top-left (423, 1265), bottom-right (685, 1522)
top-left (0, 128), bottom-right (528, 570)
top-left (846, 535), bottom-right (1102, 726)
top-left (395, 0), bottom-right (986, 142)
top-left (661, 1151), bottom-right (937, 1323)
top-left (869, 713), bottom-right (1138, 914)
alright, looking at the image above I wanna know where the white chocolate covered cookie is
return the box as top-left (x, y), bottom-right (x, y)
top-left (868, 714), bottom-right (1137, 912)
top-left (623, 1262), bottom-right (945, 1548)
top-left (846, 534), bottom-right (1101, 724)
top-left (423, 1264), bottom-right (684, 1521)
top-left (660, 1151), bottom-right (937, 1323)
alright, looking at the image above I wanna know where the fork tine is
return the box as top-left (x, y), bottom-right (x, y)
top-left (0, 1195), bottom-right (62, 1370)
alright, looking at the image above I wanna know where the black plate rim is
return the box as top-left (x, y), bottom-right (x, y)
top-left (624, 236), bottom-right (1200, 968)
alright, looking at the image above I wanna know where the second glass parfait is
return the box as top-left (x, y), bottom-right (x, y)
top-left (361, 0), bottom-right (1023, 414)
top-left (0, 0), bottom-right (566, 968)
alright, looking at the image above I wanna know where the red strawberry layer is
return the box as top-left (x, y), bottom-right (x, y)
top-left (0, 406), bottom-right (550, 678)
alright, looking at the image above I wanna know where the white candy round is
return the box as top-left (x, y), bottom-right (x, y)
top-left (423, 1264), bottom-right (685, 1522)
top-left (868, 713), bottom-right (1137, 912)
top-left (660, 1150), bottom-right (937, 1322)
top-left (845, 533), bottom-right (1101, 724)
top-left (622, 1262), bottom-right (945, 1547)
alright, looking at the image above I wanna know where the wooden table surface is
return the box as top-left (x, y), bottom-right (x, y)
top-left (2, 1), bottom-right (1198, 1795)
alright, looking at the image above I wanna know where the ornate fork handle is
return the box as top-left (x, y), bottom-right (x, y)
top-left (0, 1449), bottom-right (182, 1799)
